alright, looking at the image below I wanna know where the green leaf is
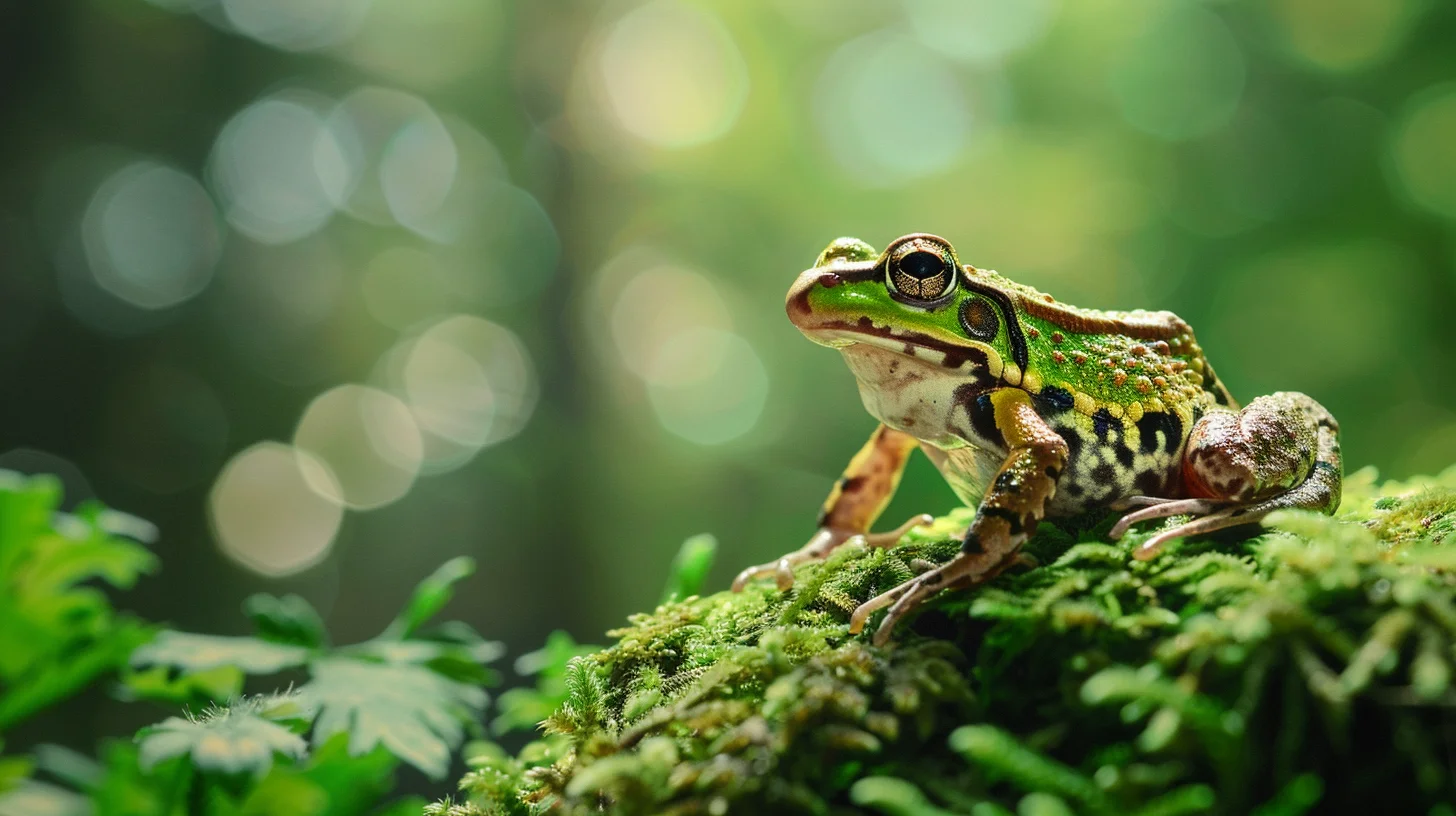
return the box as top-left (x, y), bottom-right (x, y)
top-left (381, 557), bottom-right (475, 640)
top-left (89, 740), bottom-right (184, 816)
top-left (0, 751), bottom-right (32, 794)
top-left (0, 617), bottom-right (153, 732)
top-left (660, 534), bottom-right (717, 605)
top-left (301, 656), bottom-right (487, 780)
top-left (136, 694), bottom-right (311, 777)
top-left (219, 734), bottom-right (405, 816)
top-left (0, 471), bottom-right (158, 706)
top-left (122, 664), bottom-right (246, 707)
top-left (131, 631), bottom-right (311, 676)
top-left (29, 744), bottom-right (103, 792)
top-left (244, 594), bottom-right (328, 649)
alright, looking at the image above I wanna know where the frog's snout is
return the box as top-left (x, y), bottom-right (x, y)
top-left (785, 267), bottom-right (833, 325)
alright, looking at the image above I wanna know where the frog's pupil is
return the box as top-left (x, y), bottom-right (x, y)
top-left (900, 250), bottom-right (945, 280)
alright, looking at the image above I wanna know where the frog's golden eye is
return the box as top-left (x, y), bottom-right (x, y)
top-left (885, 235), bottom-right (958, 304)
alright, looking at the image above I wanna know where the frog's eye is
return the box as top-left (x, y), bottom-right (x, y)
top-left (885, 235), bottom-right (958, 304)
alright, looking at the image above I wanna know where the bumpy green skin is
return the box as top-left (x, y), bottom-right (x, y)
top-left (440, 466), bottom-right (1456, 816)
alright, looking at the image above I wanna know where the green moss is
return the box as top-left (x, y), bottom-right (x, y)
top-left (443, 465), bottom-right (1456, 815)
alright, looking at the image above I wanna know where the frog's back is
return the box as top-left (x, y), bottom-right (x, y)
top-left (967, 267), bottom-right (1235, 417)
top-left (963, 267), bottom-right (1236, 514)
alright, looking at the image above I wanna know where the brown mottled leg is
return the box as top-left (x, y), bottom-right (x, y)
top-left (1111, 392), bottom-right (1341, 559)
top-left (733, 424), bottom-right (931, 592)
top-left (849, 389), bottom-right (1068, 645)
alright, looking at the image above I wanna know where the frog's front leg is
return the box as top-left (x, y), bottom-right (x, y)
top-left (849, 390), bottom-right (1068, 646)
top-left (1110, 392), bottom-right (1341, 559)
top-left (732, 424), bottom-right (932, 592)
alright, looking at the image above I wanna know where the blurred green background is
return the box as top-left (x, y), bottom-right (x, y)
top-left (1, 0), bottom-right (1454, 760)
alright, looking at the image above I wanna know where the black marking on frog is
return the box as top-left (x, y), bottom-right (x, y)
top-left (1134, 469), bottom-right (1166, 496)
top-left (1055, 424), bottom-right (1083, 463)
top-left (1092, 408), bottom-right (1117, 442)
top-left (977, 506), bottom-right (1024, 537)
top-left (1035, 385), bottom-right (1075, 415)
top-left (1136, 410), bottom-right (1183, 455)
top-left (961, 390), bottom-right (1006, 450)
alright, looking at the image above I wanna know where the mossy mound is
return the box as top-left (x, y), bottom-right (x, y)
top-left (435, 467), bottom-right (1456, 816)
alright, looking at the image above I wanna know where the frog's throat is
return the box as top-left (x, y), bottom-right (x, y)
top-left (804, 317), bottom-right (1006, 380)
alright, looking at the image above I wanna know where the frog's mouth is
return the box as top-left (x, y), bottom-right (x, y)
top-left (806, 317), bottom-right (992, 374)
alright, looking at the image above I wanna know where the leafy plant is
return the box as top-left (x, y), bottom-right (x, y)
top-left (0, 467), bottom-right (500, 815)
top-left (0, 472), bottom-right (156, 734)
top-left (440, 465), bottom-right (1456, 815)
top-left (127, 556), bottom-right (499, 789)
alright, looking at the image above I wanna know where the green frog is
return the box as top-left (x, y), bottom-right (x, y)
top-left (733, 234), bottom-right (1342, 645)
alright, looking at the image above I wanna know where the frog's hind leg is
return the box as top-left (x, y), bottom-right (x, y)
top-left (733, 424), bottom-right (931, 592)
top-left (1110, 392), bottom-right (1341, 560)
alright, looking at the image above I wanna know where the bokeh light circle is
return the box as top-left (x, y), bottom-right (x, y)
top-left (210, 92), bottom-right (346, 244)
top-left (324, 87), bottom-right (448, 226)
top-left (81, 161), bottom-right (221, 310)
top-left (293, 385), bottom-right (424, 510)
top-left (1265, 0), bottom-right (1424, 74)
top-left (597, 0), bottom-right (749, 148)
top-left (646, 329), bottom-right (768, 446)
top-left (609, 264), bottom-right (732, 383)
top-left (1110, 5), bottom-right (1246, 141)
top-left (1389, 84), bottom-right (1456, 220)
top-left (387, 116), bottom-right (507, 243)
top-left (904, 0), bottom-right (1059, 64)
top-left (375, 316), bottom-right (539, 473)
top-left (814, 33), bottom-right (972, 184)
top-left (209, 442), bottom-right (344, 577)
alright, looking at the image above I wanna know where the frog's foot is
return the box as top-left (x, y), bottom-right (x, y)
top-left (1109, 393), bottom-right (1341, 561)
top-left (1108, 496), bottom-right (1234, 558)
top-left (849, 548), bottom-right (1020, 647)
top-left (731, 514), bottom-right (933, 592)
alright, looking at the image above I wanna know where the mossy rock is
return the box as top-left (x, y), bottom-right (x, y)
top-left (435, 466), bottom-right (1456, 816)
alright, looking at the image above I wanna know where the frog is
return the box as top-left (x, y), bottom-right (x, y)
top-left (732, 233), bottom-right (1342, 646)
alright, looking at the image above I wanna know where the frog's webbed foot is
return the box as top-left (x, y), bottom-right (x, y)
top-left (1109, 392), bottom-right (1342, 561)
top-left (731, 513), bottom-right (932, 592)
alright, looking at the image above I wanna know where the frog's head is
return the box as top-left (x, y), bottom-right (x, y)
top-left (786, 233), bottom-right (1022, 381)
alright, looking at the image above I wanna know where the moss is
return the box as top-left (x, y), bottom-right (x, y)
top-left (444, 465), bottom-right (1456, 815)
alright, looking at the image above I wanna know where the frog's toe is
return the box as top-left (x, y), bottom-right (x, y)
top-left (861, 513), bottom-right (935, 547)
top-left (1109, 497), bottom-right (1229, 541)
top-left (732, 514), bottom-right (933, 593)
top-left (731, 559), bottom-right (785, 592)
top-left (1130, 474), bottom-right (1340, 560)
